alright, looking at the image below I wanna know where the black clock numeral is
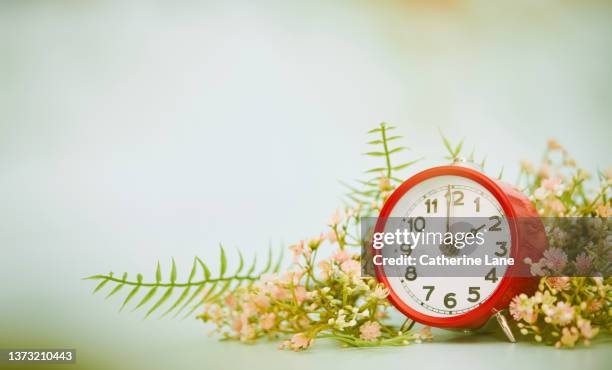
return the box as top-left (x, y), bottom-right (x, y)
top-left (445, 190), bottom-right (464, 206)
top-left (494, 241), bottom-right (508, 257)
top-left (488, 216), bottom-right (502, 231)
top-left (422, 285), bottom-right (435, 301)
top-left (467, 287), bottom-right (481, 302)
top-left (425, 198), bottom-right (438, 213)
top-left (485, 268), bottom-right (498, 283)
top-left (406, 217), bottom-right (426, 232)
top-left (404, 266), bottom-right (417, 281)
top-left (444, 293), bottom-right (457, 308)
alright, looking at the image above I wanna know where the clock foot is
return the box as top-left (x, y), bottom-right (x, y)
top-left (494, 311), bottom-right (516, 343)
top-left (400, 318), bottom-right (416, 332)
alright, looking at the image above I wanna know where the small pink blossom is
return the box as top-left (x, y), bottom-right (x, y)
top-left (547, 276), bottom-right (570, 291)
top-left (574, 253), bottom-right (594, 275)
top-left (340, 259), bottom-right (360, 276)
top-left (329, 209), bottom-right (341, 226)
top-left (543, 247), bottom-right (568, 273)
top-left (283, 333), bottom-right (313, 351)
top-left (294, 285), bottom-right (308, 305)
top-left (318, 260), bottom-right (333, 279)
top-left (260, 313), bottom-right (276, 331)
top-left (271, 286), bottom-right (291, 301)
top-left (544, 301), bottom-right (574, 325)
top-left (542, 177), bottom-right (563, 194)
top-left (549, 199), bottom-right (565, 214)
top-left (332, 250), bottom-right (350, 264)
top-left (254, 293), bottom-right (270, 309)
top-left (224, 294), bottom-right (237, 308)
top-left (326, 230), bottom-right (338, 244)
top-left (419, 326), bottom-right (433, 340)
top-left (577, 318), bottom-right (599, 339)
top-left (509, 294), bottom-right (537, 323)
top-left (370, 285), bottom-right (389, 300)
top-left (359, 321), bottom-right (381, 341)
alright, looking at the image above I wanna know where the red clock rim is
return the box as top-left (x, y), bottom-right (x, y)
top-left (372, 165), bottom-right (520, 328)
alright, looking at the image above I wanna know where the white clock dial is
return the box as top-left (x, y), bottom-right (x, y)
top-left (383, 175), bottom-right (511, 317)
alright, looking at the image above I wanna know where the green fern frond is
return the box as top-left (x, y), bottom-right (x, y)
top-left (438, 128), bottom-right (465, 161)
top-left (85, 248), bottom-right (283, 319)
top-left (343, 122), bottom-right (420, 215)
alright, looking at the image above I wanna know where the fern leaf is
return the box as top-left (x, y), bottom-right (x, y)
top-left (273, 247), bottom-right (284, 273)
top-left (392, 158), bottom-right (421, 171)
top-left (121, 285), bottom-right (141, 311)
top-left (219, 244), bottom-right (227, 277)
top-left (156, 261), bottom-right (162, 283)
top-left (196, 257), bottom-right (211, 280)
top-left (175, 284), bottom-right (208, 319)
top-left (105, 272), bottom-right (128, 299)
top-left (145, 287), bottom-right (173, 318)
top-left (134, 287), bottom-right (158, 310)
top-left (261, 247), bottom-right (273, 274)
top-left (246, 253), bottom-right (257, 276)
top-left (365, 167), bottom-right (387, 174)
top-left (364, 151), bottom-right (386, 157)
top-left (170, 258), bottom-right (177, 284)
top-left (234, 250), bottom-right (244, 275)
top-left (93, 277), bottom-right (110, 293)
top-left (387, 147), bottom-right (406, 154)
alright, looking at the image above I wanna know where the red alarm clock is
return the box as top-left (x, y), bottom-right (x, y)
top-left (372, 161), bottom-right (546, 341)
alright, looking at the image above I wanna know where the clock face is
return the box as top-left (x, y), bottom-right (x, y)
top-left (382, 175), bottom-right (511, 318)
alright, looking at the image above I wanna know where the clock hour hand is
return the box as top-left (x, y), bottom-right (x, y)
top-left (470, 224), bottom-right (486, 235)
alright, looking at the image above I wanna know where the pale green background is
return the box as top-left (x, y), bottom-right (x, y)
top-left (1, 1), bottom-right (611, 369)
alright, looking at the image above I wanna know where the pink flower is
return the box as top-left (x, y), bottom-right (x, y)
top-left (542, 177), bottom-right (563, 194)
top-left (288, 241), bottom-right (305, 262)
top-left (271, 286), bottom-right (291, 301)
top-left (284, 333), bottom-right (313, 351)
top-left (254, 293), bottom-right (270, 309)
top-left (359, 321), bottom-right (381, 341)
top-left (577, 318), bottom-right (599, 339)
top-left (224, 294), bottom-right (237, 308)
top-left (294, 286), bottom-right (308, 305)
top-left (326, 230), bottom-right (338, 244)
top-left (239, 324), bottom-right (256, 342)
top-left (329, 209), bottom-right (341, 226)
top-left (260, 313), bottom-right (276, 331)
top-left (418, 326), bottom-right (433, 340)
top-left (543, 247), bottom-right (568, 273)
top-left (509, 294), bottom-right (537, 323)
top-left (340, 259), bottom-right (360, 276)
top-left (318, 260), bottom-right (332, 279)
top-left (549, 199), bottom-right (565, 214)
top-left (332, 250), bottom-right (350, 264)
top-left (574, 253), bottom-right (594, 275)
top-left (547, 276), bottom-right (570, 291)
top-left (544, 301), bottom-right (574, 325)
top-left (232, 316), bottom-right (243, 333)
top-left (370, 285), bottom-right (389, 300)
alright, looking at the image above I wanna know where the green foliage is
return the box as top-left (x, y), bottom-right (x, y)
top-left (341, 122), bottom-right (421, 217)
top-left (85, 245), bottom-right (284, 319)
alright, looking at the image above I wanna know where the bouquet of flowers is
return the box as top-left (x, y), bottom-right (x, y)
top-left (87, 124), bottom-right (610, 350)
